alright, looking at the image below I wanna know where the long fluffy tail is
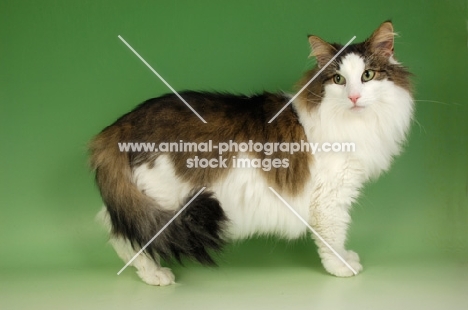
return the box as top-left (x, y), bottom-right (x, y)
top-left (89, 126), bottom-right (227, 265)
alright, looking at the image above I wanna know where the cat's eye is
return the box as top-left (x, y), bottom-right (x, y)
top-left (333, 74), bottom-right (346, 85)
top-left (361, 70), bottom-right (375, 82)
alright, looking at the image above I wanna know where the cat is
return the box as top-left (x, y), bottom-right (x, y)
top-left (90, 21), bottom-right (413, 286)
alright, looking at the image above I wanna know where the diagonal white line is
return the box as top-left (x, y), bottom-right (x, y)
top-left (118, 35), bottom-right (207, 124)
top-left (268, 35), bottom-right (356, 123)
top-left (117, 187), bottom-right (207, 275)
top-left (268, 187), bottom-right (357, 275)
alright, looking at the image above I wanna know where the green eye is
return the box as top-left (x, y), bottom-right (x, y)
top-left (362, 69), bottom-right (375, 82)
top-left (333, 74), bottom-right (346, 85)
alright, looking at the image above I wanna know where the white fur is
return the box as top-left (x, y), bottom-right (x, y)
top-left (298, 53), bottom-right (413, 180)
top-left (99, 53), bottom-right (413, 284)
top-left (132, 156), bottom-right (193, 210)
top-left (211, 159), bottom-right (311, 239)
top-left (134, 154), bottom-right (311, 240)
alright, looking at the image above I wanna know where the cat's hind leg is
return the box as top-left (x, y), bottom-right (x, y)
top-left (97, 207), bottom-right (175, 286)
top-left (110, 236), bottom-right (175, 286)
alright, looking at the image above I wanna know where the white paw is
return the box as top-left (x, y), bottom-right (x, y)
top-left (137, 267), bottom-right (176, 286)
top-left (321, 250), bottom-right (363, 277)
top-left (345, 250), bottom-right (360, 263)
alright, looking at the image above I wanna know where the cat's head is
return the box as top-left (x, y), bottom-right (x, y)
top-left (297, 21), bottom-right (412, 117)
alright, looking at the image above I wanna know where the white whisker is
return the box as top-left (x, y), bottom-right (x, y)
top-left (412, 118), bottom-right (427, 135)
top-left (414, 99), bottom-right (461, 106)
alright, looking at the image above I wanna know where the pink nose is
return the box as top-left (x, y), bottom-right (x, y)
top-left (348, 94), bottom-right (361, 104)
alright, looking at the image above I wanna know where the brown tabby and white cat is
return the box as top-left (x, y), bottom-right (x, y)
top-left (90, 21), bottom-right (413, 285)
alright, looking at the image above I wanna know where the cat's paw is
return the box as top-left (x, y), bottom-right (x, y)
top-left (137, 267), bottom-right (175, 286)
top-left (321, 250), bottom-right (363, 277)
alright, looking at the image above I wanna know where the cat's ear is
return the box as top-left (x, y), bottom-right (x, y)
top-left (308, 35), bottom-right (337, 68)
top-left (367, 21), bottom-right (395, 58)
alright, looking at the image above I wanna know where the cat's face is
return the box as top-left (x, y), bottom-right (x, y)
top-left (324, 52), bottom-right (404, 113)
top-left (301, 21), bottom-right (412, 118)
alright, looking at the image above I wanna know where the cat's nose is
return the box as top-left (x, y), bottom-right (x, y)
top-left (348, 94), bottom-right (361, 104)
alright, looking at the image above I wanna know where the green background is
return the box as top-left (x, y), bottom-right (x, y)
top-left (1, 0), bottom-right (467, 309)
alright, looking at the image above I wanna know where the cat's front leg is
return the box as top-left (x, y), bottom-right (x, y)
top-left (311, 209), bottom-right (362, 277)
top-left (309, 182), bottom-right (363, 277)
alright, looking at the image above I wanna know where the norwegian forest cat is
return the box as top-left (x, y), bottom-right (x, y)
top-left (90, 21), bottom-right (413, 286)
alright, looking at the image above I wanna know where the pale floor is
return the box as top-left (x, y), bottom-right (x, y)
top-left (2, 259), bottom-right (467, 310)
